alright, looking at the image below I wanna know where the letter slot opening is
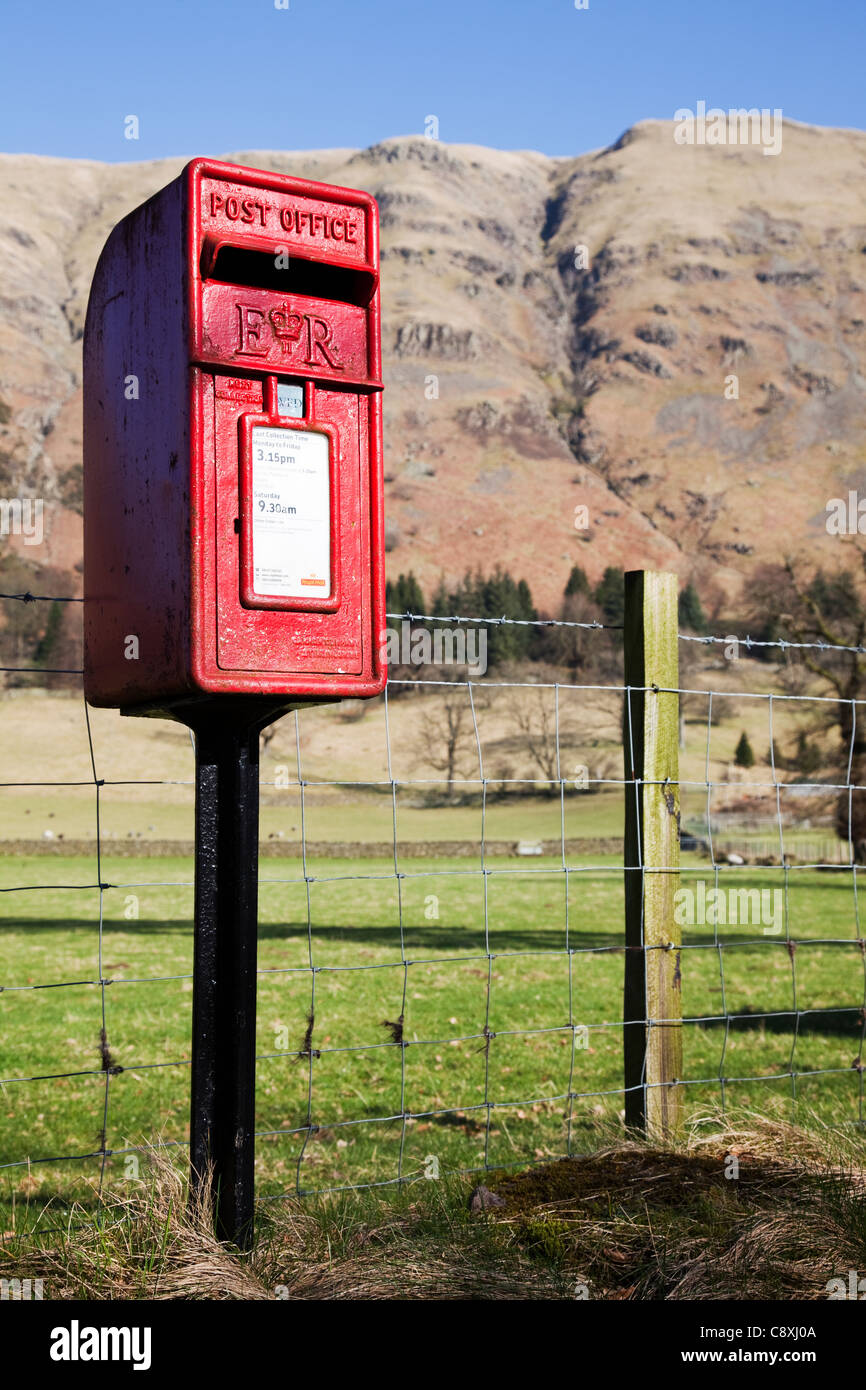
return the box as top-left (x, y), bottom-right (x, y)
top-left (202, 241), bottom-right (377, 307)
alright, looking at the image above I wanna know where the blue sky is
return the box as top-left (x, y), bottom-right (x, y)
top-left (0, 0), bottom-right (862, 162)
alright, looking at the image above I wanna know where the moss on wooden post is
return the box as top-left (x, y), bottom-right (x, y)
top-left (623, 570), bottom-right (683, 1137)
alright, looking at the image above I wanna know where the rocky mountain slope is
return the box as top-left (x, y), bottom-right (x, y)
top-left (1, 118), bottom-right (864, 618)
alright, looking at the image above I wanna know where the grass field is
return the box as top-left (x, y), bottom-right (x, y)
top-left (2, 848), bottom-right (865, 1237)
top-left (1, 659), bottom-right (861, 1242)
top-left (0, 659), bottom-right (838, 849)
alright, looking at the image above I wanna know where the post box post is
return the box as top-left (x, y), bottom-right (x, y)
top-left (185, 702), bottom-right (285, 1248)
top-left (83, 158), bottom-right (387, 1247)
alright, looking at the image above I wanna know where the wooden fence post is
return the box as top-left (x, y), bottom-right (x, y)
top-left (623, 570), bottom-right (683, 1137)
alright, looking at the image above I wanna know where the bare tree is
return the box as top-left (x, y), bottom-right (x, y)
top-left (417, 686), bottom-right (479, 799)
top-left (546, 589), bottom-right (602, 677)
top-left (507, 668), bottom-right (579, 792)
top-left (749, 550), bottom-right (866, 857)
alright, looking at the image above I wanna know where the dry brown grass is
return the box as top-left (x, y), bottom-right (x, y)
top-left (2, 1112), bottom-right (865, 1301)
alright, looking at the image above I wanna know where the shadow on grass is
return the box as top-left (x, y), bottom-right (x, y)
top-left (698, 1006), bottom-right (866, 1036)
top-left (0, 917), bottom-right (627, 953)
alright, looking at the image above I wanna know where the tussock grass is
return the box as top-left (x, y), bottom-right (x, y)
top-left (2, 1110), bottom-right (865, 1300)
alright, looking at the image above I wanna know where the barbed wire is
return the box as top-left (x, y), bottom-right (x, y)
top-left (387, 607), bottom-right (866, 655)
top-left (0, 587), bottom-right (862, 655)
top-left (0, 592), bottom-right (82, 604)
top-left (385, 608), bottom-right (619, 631)
top-left (681, 631), bottom-right (866, 656)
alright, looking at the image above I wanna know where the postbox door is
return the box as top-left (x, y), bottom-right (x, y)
top-left (203, 372), bottom-right (368, 677)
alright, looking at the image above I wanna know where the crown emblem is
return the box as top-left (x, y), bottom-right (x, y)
top-left (268, 305), bottom-right (303, 352)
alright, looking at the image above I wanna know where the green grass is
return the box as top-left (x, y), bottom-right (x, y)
top-left (4, 1116), bottom-right (866, 1300)
top-left (2, 850), bottom-right (865, 1234)
top-left (0, 670), bottom-right (836, 850)
top-left (0, 785), bottom-right (627, 846)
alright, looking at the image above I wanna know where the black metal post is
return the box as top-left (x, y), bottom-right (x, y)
top-left (180, 701), bottom-right (287, 1249)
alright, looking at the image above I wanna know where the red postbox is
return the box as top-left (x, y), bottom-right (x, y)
top-left (84, 157), bottom-right (386, 710)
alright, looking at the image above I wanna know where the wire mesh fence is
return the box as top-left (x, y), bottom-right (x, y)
top-left (1, 587), bottom-right (865, 1227)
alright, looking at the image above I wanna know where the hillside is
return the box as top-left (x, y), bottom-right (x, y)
top-left (1, 118), bottom-right (864, 621)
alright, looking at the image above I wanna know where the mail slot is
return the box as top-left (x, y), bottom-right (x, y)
top-left (83, 157), bottom-right (386, 708)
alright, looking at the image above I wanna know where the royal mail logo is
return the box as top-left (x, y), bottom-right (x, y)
top-left (236, 303), bottom-right (342, 369)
